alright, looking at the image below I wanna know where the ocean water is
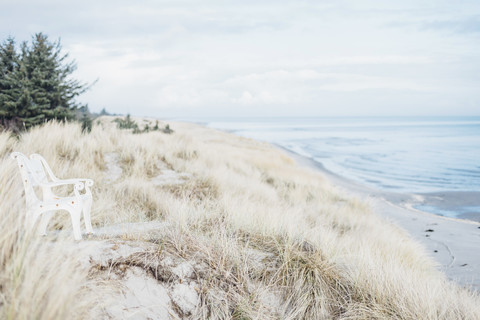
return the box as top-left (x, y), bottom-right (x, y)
top-left (203, 117), bottom-right (480, 194)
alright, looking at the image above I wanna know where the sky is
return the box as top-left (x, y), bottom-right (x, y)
top-left (1, 0), bottom-right (480, 118)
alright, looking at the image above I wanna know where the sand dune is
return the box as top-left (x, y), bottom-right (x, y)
top-left (0, 117), bottom-right (479, 319)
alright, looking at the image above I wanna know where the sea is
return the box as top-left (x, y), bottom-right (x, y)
top-left (189, 116), bottom-right (480, 219)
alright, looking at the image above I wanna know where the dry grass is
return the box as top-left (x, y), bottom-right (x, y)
top-left (0, 117), bottom-right (479, 319)
top-left (0, 159), bottom-right (95, 319)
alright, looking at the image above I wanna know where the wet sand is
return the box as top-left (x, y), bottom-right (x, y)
top-left (284, 148), bottom-right (480, 292)
top-left (414, 191), bottom-right (480, 222)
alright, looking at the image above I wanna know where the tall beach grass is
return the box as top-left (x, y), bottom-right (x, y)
top-left (0, 117), bottom-right (478, 319)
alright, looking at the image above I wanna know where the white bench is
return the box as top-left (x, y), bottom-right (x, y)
top-left (11, 152), bottom-right (94, 240)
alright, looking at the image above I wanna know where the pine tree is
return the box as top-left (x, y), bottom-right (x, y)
top-left (23, 33), bottom-right (87, 123)
top-left (0, 33), bottom-right (90, 132)
top-left (0, 37), bottom-right (22, 131)
top-left (15, 41), bottom-right (48, 129)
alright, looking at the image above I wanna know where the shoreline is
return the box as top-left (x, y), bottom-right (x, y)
top-left (276, 145), bottom-right (480, 224)
top-left (414, 191), bottom-right (480, 222)
top-left (279, 145), bottom-right (480, 291)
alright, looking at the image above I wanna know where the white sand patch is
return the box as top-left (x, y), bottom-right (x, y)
top-left (81, 240), bottom-right (116, 266)
top-left (172, 261), bottom-right (195, 279)
top-left (74, 234), bottom-right (285, 319)
top-left (257, 287), bottom-right (283, 316)
top-left (171, 283), bottom-right (200, 315)
top-left (93, 221), bottom-right (168, 238)
top-left (66, 228), bottom-right (201, 319)
top-left (72, 239), bottom-right (156, 269)
top-left (151, 169), bottom-right (191, 186)
top-left (246, 248), bottom-right (274, 272)
top-left (104, 152), bottom-right (123, 183)
top-left (162, 256), bottom-right (175, 267)
top-left (105, 266), bottom-right (175, 320)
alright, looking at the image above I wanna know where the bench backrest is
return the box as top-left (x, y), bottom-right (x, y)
top-left (11, 152), bottom-right (48, 204)
top-left (28, 157), bottom-right (49, 185)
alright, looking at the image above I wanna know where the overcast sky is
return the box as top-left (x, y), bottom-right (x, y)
top-left (1, 0), bottom-right (480, 118)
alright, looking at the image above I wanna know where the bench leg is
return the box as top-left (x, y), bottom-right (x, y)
top-left (82, 197), bottom-right (93, 234)
top-left (69, 208), bottom-right (82, 240)
top-left (38, 211), bottom-right (54, 236)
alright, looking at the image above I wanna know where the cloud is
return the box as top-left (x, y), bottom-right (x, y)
top-left (224, 69), bottom-right (434, 92)
top-left (421, 16), bottom-right (480, 34)
top-left (1, 0), bottom-right (479, 116)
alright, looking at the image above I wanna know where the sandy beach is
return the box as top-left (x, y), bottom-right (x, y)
top-left (285, 149), bottom-right (480, 291)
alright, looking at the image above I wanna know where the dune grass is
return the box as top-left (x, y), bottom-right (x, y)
top-left (0, 117), bottom-right (479, 319)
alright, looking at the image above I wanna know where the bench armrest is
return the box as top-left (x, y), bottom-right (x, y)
top-left (39, 180), bottom-right (86, 191)
top-left (54, 178), bottom-right (94, 187)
